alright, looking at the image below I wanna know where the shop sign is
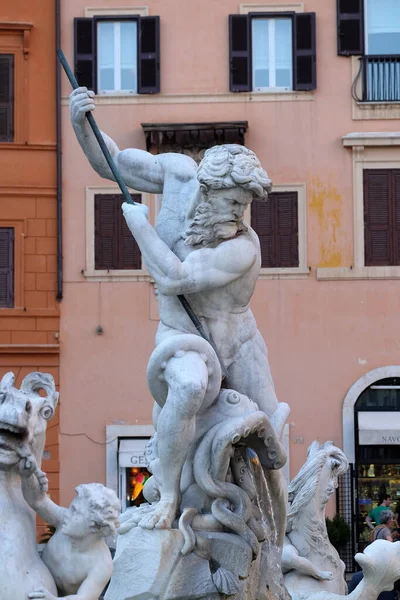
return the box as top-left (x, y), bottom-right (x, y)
top-left (359, 430), bottom-right (400, 445)
top-left (118, 438), bottom-right (149, 468)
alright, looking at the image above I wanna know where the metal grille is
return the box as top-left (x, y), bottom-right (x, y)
top-left (337, 463), bottom-right (356, 573)
top-left (362, 55), bottom-right (400, 102)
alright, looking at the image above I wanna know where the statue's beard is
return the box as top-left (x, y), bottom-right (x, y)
top-left (184, 201), bottom-right (248, 247)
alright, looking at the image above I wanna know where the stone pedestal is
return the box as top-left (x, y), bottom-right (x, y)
top-left (104, 527), bottom-right (260, 600)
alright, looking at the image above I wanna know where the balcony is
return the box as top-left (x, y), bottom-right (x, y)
top-left (354, 55), bottom-right (400, 103)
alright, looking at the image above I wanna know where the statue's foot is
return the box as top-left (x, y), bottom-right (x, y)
top-left (139, 498), bottom-right (176, 530)
top-left (316, 571), bottom-right (334, 581)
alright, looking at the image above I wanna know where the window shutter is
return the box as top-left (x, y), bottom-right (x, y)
top-left (229, 15), bottom-right (251, 92)
top-left (393, 171), bottom-right (400, 265)
top-left (364, 170), bottom-right (391, 266)
top-left (0, 55), bottom-right (14, 142)
top-left (95, 194), bottom-right (142, 270)
top-left (275, 192), bottom-right (299, 267)
top-left (0, 228), bottom-right (14, 308)
top-left (74, 18), bottom-right (96, 91)
top-left (95, 195), bottom-right (118, 269)
top-left (138, 16), bottom-right (160, 94)
top-left (251, 199), bottom-right (273, 268)
top-left (119, 194), bottom-right (142, 269)
top-left (337, 0), bottom-right (364, 56)
top-left (293, 13), bottom-right (316, 91)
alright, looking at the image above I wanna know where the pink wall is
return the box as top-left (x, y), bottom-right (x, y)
top-left (59, 0), bottom-right (400, 503)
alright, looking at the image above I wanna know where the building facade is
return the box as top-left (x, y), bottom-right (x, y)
top-left (59, 0), bottom-right (400, 558)
top-left (0, 0), bottom-right (60, 538)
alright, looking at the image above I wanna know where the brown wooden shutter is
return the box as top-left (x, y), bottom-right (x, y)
top-left (0, 55), bottom-right (14, 142)
top-left (74, 18), bottom-right (96, 91)
top-left (95, 194), bottom-right (142, 270)
top-left (138, 17), bottom-right (160, 94)
top-left (252, 197), bottom-right (273, 267)
top-left (364, 170), bottom-right (391, 266)
top-left (275, 192), bottom-right (299, 267)
top-left (229, 15), bottom-right (251, 92)
top-left (393, 171), bottom-right (400, 265)
top-left (337, 0), bottom-right (364, 56)
top-left (252, 192), bottom-right (298, 267)
top-left (293, 13), bottom-right (316, 91)
top-left (0, 228), bottom-right (14, 307)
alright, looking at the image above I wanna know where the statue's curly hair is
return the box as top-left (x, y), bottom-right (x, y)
top-left (74, 483), bottom-right (121, 533)
top-left (197, 144), bottom-right (272, 200)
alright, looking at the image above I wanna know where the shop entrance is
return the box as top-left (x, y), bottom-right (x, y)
top-left (354, 377), bottom-right (400, 551)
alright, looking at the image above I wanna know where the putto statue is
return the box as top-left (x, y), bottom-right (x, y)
top-left (282, 441), bottom-right (349, 596)
top-left (70, 88), bottom-right (290, 600)
top-left (24, 474), bottom-right (121, 600)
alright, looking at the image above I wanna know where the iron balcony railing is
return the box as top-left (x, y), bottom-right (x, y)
top-left (353, 55), bottom-right (400, 103)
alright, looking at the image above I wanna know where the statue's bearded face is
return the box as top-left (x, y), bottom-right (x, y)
top-left (185, 187), bottom-right (252, 247)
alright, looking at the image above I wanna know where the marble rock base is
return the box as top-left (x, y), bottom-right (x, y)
top-left (104, 526), bottom-right (267, 600)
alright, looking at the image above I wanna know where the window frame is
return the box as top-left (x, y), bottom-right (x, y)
top-left (251, 13), bottom-right (294, 92)
top-left (245, 183), bottom-right (309, 279)
top-left (74, 13), bottom-right (160, 96)
top-left (229, 6), bottom-right (316, 94)
top-left (84, 186), bottom-right (152, 281)
top-left (95, 15), bottom-right (138, 95)
top-left (318, 136), bottom-right (400, 280)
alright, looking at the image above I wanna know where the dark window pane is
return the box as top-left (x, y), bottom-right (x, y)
top-left (0, 54), bottom-right (14, 142)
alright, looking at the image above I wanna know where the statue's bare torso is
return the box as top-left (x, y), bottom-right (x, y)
top-left (152, 154), bottom-right (262, 366)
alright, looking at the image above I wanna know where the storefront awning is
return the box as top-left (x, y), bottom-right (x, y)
top-left (359, 412), bottom-right (400, 445)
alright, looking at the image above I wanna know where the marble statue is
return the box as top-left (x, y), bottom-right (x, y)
top-left (70, 87), bottom-right (290, 599)
top-left (291, 539), bottom-right (400, 600)
top-left (23, 472), bottom-right (121, 600)
top-left (0, 371), bottom-right (59, 600)
top-left (282, 441), bottom-right (349, 596)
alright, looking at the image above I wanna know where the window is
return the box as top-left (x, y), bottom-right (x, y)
top-left (338, 0), bottom-right (400, 102)
top-left (252, 18), bottom-right (292, 91)
top-left (0, 54), bottom-right (14, 142)
top-left (0, 228), bottom-right (14, 307)
top-left (363, 169), bottom-right (400, 266)
top-left (95, 194), bottom-right (141, 270)
top-left (251, 192), bottom-right (299, 268)
top-left (229, 12), bottom-right (316, 93)
top-left (97, 21), bottom-right (138, 93)
top-left (74, 16), bottom-right (160, 94)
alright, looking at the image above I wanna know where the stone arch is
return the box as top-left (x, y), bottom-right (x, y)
top-left (342, 366), bottom-right (400, 463)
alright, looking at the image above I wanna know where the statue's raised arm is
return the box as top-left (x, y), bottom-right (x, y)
top-left (69, 87), bottom-right (164, 194)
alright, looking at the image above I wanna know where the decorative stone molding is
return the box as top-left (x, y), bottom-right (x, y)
top-left (84, 6), bottom-right (148, 18)
top-left (240, 3), bottom-right (304, 14)
top-left (141, 121), bottom-right (248, 161)
top-left (0, 22), bottom-right (33, 59)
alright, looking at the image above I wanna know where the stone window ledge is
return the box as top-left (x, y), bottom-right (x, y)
top-left (259, 267), bottom-right (310, 280)
top-left (61, 91), bottom-right (313, 107)
top-left (317, 266), bottom-right (400, 281)
top-left (83, 269), bottom-right (151, 282)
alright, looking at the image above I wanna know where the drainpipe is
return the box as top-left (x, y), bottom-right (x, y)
top-left (56, 0), bottom-right (63, 301)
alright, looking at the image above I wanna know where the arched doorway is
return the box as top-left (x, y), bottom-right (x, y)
top-left (342, 367), bottom-right (400, 552)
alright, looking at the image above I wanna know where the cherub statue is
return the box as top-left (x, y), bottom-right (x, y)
top-left (22, 471), bottom-right (120, 600)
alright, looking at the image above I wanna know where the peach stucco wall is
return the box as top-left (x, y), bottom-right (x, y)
top-left (59, 0), bottom-right (400, 504)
